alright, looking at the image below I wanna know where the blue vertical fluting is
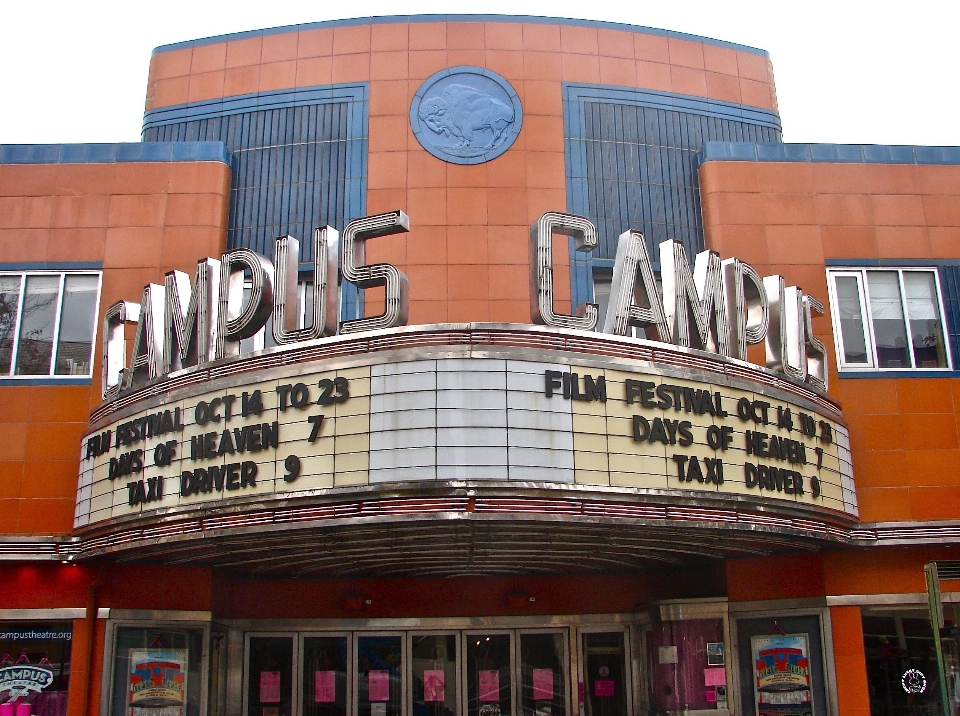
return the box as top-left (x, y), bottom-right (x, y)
top-left (563, 84), bottom-right (782, 309)
top-left (142, 84), bottom-right (369, 320)
top-left (938, 264), bottom-right (960, 366)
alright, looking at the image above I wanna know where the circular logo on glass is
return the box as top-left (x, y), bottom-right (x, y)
top-left (410, 66), bottom-right (522, 165)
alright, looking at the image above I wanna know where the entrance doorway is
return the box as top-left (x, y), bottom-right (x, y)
top-left (242, 628), bottom-right (630, 716)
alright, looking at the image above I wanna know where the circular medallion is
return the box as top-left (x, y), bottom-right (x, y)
top-left (901, 669), bottom-right (927, 694)
top-left (410, 66), bottom-right (522, 165)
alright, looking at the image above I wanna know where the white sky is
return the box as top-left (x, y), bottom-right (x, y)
top-left (1, 0), bottom-right (957, 147)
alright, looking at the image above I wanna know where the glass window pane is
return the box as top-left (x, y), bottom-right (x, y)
top-left (248, 636), bottom-right (294, 716)
top-left (0, 622), bottom-right (72, 716)
top-left (0, 275), bottom-right (22, 374)
top-left (303, 637), bottom-right (348, 716)
top-left (412, 634), bottom-right (458, 716)
top-left (582, 633), bottom-right (626, 716)
top-left (110, 627), bottom-right (203, 716)
top-left (467, 634), bottom-right (512, 716)
top-left (867, 271), bottom-right (911, 368)
top-left (903, 272), bottom-right (948, 368)
top-left (55, 274), bottom-right (98, 375)
top-left (834, 275), bottom-right (869, 364)
top-left (15, 275), bottom-right (60, 375)
top-left (357, 636), bottom-right (402, 716)
top-left (519, 633), bottom-right (566, 716)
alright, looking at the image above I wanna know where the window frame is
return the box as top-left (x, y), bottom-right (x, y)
top-left (826, 267), bottom-right (952, 372)
top-left (0, 270), bottom-right (102, 379)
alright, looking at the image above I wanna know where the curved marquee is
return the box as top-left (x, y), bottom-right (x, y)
top-left (74, 324), bottom-right (856, 574)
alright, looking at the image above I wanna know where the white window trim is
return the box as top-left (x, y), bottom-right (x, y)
top-left (0, 270), bottom-right (102, 379)
top-left (826, 267), bottom-right (953, 372)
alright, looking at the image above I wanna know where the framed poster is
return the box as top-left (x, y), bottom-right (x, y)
top-left (128, 649), bottom-right (188, 716)
top-left (751, 635), bottom-right (812, 716)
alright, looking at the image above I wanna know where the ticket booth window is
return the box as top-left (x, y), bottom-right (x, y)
top-left (0, 623), bottom-right (72, 716)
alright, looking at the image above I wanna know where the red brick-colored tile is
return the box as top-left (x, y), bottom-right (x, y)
top-left (671, 66), bottom-right (707, 97)
top-left (703, 44), bottom-right (738, 75)
top-left (705, 72), bottom-right (741, 104)
top-left (448, 264), bottom-right (489, 301)
top-left (668, 38), bottom-right (704, 69)
top-left (736, 51), bottom-right (769, 81)
top-left (224, 65), bottom-right (261, 97)
top-left (485, 50), bottom-right (523, 80)
top-left (333, 24), bottom-right (371, 55)
top-left (740, 78), bottom-right (774, 109)
top-left (410, 22), bottom-right (446, 50)
top-left (522, 24), bottom-right (561, 53)
top-left (560, 54), bottom-right (600, 83)
top-left (371, 51), bottom-right (409, 81)
top-left (190, 43), bottom-right (227, 74)
top-left (524, 52), bottom-right (562, 81)
top-left (225, 37), bottom-right (262, 68)
top-left (484, 22), bottom-right (523, 51)
top-left (560, 25), bottom-right (598, 55)
top-left (447, 188), bottom-right (487, 225)
top-left (297, 28), bottom-right (334, 58)
top-left (599, 56), bottom-right (636, 87)
top-left (261, 32), bottom-right (298, 63)
top-left (153, 48), bottom-right (192, 80)
top-left (447, 22), bottom-right (484, 50)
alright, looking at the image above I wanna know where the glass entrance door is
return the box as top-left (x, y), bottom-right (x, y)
top-left (356, 635), bottom-right (404, 716)
top-left (243, 629), bottom-right (573, 716)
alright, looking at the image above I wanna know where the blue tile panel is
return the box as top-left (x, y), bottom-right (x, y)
top-left (563, 84), bottom-right (782, 309)
top-left (0, 142), bottom-right (230, 165)
top-left (699, 142), bottom-right (960, 165)
top-left (152, 15), bottom-right (768, 57)
top-left (143, 84), bottom-right (368, 320)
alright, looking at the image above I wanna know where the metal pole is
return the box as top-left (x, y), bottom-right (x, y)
top-left (925, 562), bottom-right (950, 715)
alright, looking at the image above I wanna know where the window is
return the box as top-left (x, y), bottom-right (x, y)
top-left (827, 268), bottom-right (951, 371)
top-left (0, 272), bottom-right (101, 378)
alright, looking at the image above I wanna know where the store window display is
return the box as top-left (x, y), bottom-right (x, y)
top-left (862, 607), bottom-right (960, 716)
top-left (0, 624), bottom-right (72, 716)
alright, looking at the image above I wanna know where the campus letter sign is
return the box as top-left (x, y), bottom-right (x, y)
top-left (102, 211), bottom-right (827, 401)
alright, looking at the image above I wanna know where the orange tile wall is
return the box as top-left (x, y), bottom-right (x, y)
top-left (0, 160), bottom-right (230, 535)
top-left (699, 160), bottom-right (960, 524)
top-left (145, 20), bottom-right (778, 324)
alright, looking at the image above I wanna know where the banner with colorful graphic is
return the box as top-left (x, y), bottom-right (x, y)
top-left (751, 635), bottom-right (812, 716)
top-left (128, 650), bottom-right (187, 716)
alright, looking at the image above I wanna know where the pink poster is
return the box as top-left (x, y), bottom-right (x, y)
top-left (706, 690), bottom-right (717, 703)
top-left (704, 668), bottom-right (726, 687)
top-left (532, 669), bottom-right (553, 700)
top-left (315, 671), bottom-right (336, 703)
top-left (479, 670), bottom-right (500, 702)
top-left (423, 670), bottom-right (445, 702)
top-left (259, 672), bottom-right (281, 704)
top-left (368, 671), bottom-right (390, 702)
top-left (594, 680), bottom-right (615, 697)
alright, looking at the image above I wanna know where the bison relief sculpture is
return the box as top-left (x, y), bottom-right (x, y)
top-left (417, 84), bottom-right (516, 158)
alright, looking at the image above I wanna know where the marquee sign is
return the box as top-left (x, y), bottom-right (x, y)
top-left (78, 210), bottom-right (850, 532)
top-left (76, 346), bottom-right (854, 529)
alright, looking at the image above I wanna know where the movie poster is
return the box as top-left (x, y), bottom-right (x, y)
top-left (751, 635), bottom-right (812, 716)
top-left (128, 650), bottom-right (188, 716)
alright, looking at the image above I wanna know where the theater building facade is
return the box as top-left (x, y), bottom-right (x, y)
top-left (2, 14), bottom-right (960, 716)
